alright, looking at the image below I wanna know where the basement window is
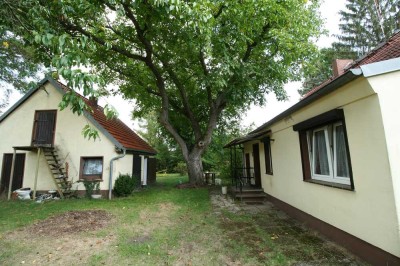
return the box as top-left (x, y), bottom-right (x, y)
top-left (80, 157), bottom-right (103, 181)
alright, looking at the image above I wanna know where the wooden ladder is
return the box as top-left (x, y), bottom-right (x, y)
top-left (42, 147), bottom-right (71, 198)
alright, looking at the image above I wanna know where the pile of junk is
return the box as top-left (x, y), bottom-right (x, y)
top-left (13, 188), bottom-right (60, 203)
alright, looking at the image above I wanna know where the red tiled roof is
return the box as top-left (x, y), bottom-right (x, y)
top-left (303, 30), bottom-right (400, 99)
top-left (57, 81), bottom-right (157, 154)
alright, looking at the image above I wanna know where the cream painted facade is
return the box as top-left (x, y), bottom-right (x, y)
top-left (0, 81), bottom-right (152, 195)
top-left (241, 67), bottom-right (400, 257)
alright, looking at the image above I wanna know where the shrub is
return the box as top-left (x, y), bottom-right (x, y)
top-left (82, 180), bottom-right (100, 199)
top-left (113, 174), bottom-right (138, 197)
top-left (174, 162), bottom-right (187, 176)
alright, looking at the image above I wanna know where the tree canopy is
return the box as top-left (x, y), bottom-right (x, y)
top-left (335, 0), bottom-right (399, 57)
top-left (1, 0), bottom-right (323, 184)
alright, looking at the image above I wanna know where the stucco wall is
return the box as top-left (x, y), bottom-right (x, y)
top-left (244, 77), bottom-right (400, 257)
top-left (368, 71), bottom-right (400, 247)
top-left (0, 82), bottom-right (133, 193)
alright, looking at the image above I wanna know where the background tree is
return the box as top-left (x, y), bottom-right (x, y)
top-left (300, 0), bottom-right (399, 96)
top-left (335, 0), bottom-right (399, 57)
top-left (299, 47), bottom-right (356, 96)
top-left (0, 3), bottom-right (51, 113)
top-left (2, 0), bottom-right (323, 184)
top-left (138, 111), bottom-right (184, 173)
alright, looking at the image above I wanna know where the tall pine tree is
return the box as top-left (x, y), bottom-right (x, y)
top-left (300, 0), bottom-right (399, 96)
top-left (334, 0), bottom-right (399, 56)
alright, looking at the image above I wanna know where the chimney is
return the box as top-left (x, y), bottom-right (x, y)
top-left (332, 59), bottom-right (353, 77)
top-left (88, 96), bottom-right (98, 107)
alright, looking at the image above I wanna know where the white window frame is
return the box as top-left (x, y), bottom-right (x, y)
top-left (308, 122), bottom-right (350, 185)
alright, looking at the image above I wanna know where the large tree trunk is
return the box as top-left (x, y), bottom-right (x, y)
top-left (186, 153), bottom-right (204, 185)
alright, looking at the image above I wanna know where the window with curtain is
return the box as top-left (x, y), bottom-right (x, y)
top-left (80, 157), bottom-right (103, 180)
top-left (294, 109), bottom-right (353, 189)
top-left (307, 122), bottom-right (350, 185)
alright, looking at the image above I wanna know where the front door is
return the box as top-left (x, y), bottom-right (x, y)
top-left (252, 143), bottom-right (261, 187)
top-left (32, 110), bottom-right (57, 146)
top-left (0, 153), bottom-right (26, 194)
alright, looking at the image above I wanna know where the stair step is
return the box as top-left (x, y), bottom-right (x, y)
top-left (235, 193), bottom-right (266, 199)
top-left (234, 188), bottom-right (264, 193)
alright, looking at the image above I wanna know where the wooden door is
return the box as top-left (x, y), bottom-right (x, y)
top-left (252, 143), bottom-right (261, 187)
top-left (32, 110), bottom-right (57, 146)
top-left (132, 155), bottom-right (142, 183)
top-left (0, 153), bottom-right (26, 194)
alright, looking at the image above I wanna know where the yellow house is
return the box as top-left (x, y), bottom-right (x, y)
top-left (0, 77), bottom-right (157, 199)
top-left (226, 32), bottom-right (400, 264)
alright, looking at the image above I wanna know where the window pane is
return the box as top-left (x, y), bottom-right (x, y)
top-left (313, 130), bottom-right (330, 175)
top-left (335, 125), bottom-right (349, 177)
top-left (83, 159), bottom-right (103, 175)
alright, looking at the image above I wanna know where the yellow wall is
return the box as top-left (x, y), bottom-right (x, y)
top-left (0, 82), bottom-right (134, 193)
top-left (243, 76), bottom-right (400, 257)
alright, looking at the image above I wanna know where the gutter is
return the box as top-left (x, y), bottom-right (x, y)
top-left (109, 148), bottom-right (126, 200)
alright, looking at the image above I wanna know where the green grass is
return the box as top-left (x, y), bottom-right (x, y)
top-left (0, 174), bottom-right (364, 265)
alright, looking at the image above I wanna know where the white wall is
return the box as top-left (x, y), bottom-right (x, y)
top-left (0, 82), bottom-right (133, 193)
top-left (244, 76), bottom-right (400, 257)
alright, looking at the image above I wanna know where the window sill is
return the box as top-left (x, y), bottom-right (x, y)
top-left (304, 179), bottom-right (353, 191)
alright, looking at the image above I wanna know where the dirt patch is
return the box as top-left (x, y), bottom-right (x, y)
top-left (2, 210), bottom-right (116, 265)
top-left (27, 210), bottom-right (113, 237)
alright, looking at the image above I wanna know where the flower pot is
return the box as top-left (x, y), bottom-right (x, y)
top-left (91, 194), bottom-right (102, 199)
top-left (221, 186), bottom-right (227, 195)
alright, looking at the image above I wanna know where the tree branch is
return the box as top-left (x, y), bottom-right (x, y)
top-left (60, 20), bottom-right (147, 62)
top-left (199, 50), bottom-right (213, 105)
top-left (242, 22), bottom-right (271, 62)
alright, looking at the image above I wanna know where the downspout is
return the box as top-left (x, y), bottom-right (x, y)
top-left (109, 148), bottom-right (126, 200)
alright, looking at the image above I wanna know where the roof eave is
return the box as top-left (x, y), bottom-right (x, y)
top-left (250, 70), bottom-right (362, 135)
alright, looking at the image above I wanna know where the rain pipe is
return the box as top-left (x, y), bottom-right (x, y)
top-left (109, 148), bottom-right (126, 200)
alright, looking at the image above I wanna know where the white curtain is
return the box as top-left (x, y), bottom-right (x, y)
top-left (335, 125), bottom-right (349, 177)
top-left (314, 130), bottom-right (330, 175)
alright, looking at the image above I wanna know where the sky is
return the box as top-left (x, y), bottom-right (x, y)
top-left (5, 0), bottom-right (347, 131)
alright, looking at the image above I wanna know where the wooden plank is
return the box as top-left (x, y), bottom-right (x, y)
top-left (7, 149), bottom-right (17, 200)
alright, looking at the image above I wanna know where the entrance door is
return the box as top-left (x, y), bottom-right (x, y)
top-left (252, 143), bottom-right (261, 187)
top-left (0, 153), bottom-right (26, 194)
top-left (32, 110), bottom-right (57, 146)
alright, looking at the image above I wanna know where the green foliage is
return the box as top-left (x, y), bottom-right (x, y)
top-left (334, 0), bottom-right (399, 57)
top-left (2, 0), bottom-right (323, 183)
top-left (113, 174), bottom-right (138, 197)
top-left (173, 162), bottom-right (188, 176)
top-left (81, 124), bottom-right (100, 141)
top-left (300, 1), bottom-right (399, 96)
top-left (138, 111), bottom-right (184, 172)
top-left (299, 47), bottom-right (356, 96)
top-left (82, 180), bottom-right (100, 199)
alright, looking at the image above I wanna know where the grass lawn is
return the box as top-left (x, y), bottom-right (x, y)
top-left (0, 174), bottom-right (364, 265)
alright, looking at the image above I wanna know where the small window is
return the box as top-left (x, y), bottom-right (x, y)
top-left (80, 157), bottom-right (103, 180)
top-left (262, 137), bottom-right (273, 175)
top-left (294, 109), bottom-right (353, 189)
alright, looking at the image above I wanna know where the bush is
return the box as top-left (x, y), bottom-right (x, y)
top-left (113, 174), bottom-right (138, 197)
top-left (82, 180), bottom-right (100, 199)
top-left (173, 162), bottom-right (187, 176)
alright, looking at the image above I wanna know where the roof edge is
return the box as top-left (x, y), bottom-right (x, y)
top-left (47, 78), bottom-right (126, 150)
top-left (250, 70), bottom-right (361, 135)
top-left (0, 77), bottom-right (51, 123)
top-left (359, 57), bottom-right (400, 77)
